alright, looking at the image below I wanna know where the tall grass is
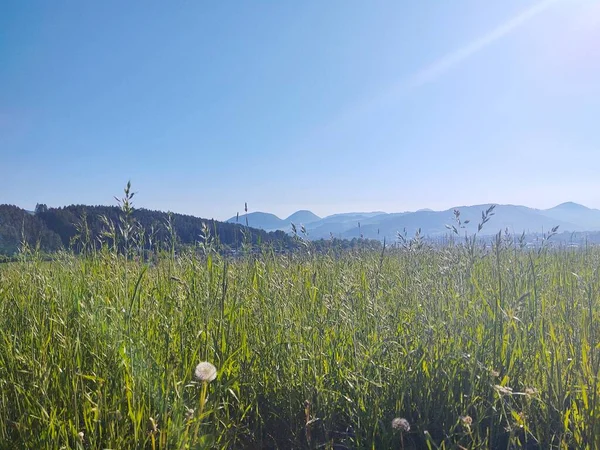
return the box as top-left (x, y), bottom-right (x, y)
top-left (1, 235), bottom-right (599, 448)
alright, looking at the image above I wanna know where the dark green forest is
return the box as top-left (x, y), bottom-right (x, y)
top-left (0, 203), bottom-right (294, 257)
top-left (0, 205), bottom-right (63, 256)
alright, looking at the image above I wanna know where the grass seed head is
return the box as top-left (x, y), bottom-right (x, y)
top-left (149, 417), bottom-right (158, 434)
top-left (494, 385), bottom-right (513, 395)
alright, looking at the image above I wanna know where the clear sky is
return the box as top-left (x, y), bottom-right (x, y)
top-left (1, 0), bottom-right (599, 220)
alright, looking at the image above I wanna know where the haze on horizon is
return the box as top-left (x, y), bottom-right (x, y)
top-left (1, 0), bottom-right (599, 221)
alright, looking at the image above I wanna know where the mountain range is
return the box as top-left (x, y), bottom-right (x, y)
top-left (227, 202), bottom-right (600, 241)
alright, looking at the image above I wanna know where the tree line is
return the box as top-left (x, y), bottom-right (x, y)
top-left (0, 203), bottom-right (295, 257)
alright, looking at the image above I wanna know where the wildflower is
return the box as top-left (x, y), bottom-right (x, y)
top-left (194, 362), bottom-right (217, 382)
top-left (77, 431), bottom-right (84, 441)
top-left (494, 384), bottom-right (513, 395)
top-left (461, 415), bottom-right (473, 426)
top-left (392, 417), bottom-right (410, 432)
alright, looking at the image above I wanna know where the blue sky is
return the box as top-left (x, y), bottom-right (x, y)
top-left (1, 0), bottom-right (599, 220)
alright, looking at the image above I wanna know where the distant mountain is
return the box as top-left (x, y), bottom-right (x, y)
top-left (549, 201), bottom-right (590, 211)
top-left (233, 202), bottom-right (600, 241)
top-left (539, 202), bottom-right (600, 230)
top-left (285, 210), bottom-right (320, 225)
top-left (227, 210), bottom-right (322, 231)
top-left (226, 212), bottom-right (284, 230)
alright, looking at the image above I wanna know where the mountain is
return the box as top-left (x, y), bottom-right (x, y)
top-left (232, 202), bottom-right (600, 241)
top-left (548, 201), bottom-right (590, 211)
top-left (226, 212), bottom-right (284, 230)
top-left (227, 210), bottom-right (322, 232)
top-left (539, 202), bottom-right (600, 230)
top-left (285, 210), bottom-right (320, 225)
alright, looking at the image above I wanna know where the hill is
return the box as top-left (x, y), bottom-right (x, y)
top-left (0, 205), bottom-right (63, 255)
top-left (0, 204), bottom-right (295, 256)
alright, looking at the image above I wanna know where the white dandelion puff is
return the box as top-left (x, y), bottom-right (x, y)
top-left (194, 361), bottom-right (217, 383)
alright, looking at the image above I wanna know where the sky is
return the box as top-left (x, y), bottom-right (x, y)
top-left (1, 0), bottom-right (599, 220)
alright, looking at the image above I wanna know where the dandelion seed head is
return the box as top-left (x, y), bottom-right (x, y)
top-left (392, 417), bottom-right (410, 432)
top-left (194, 361), bottom-right (217, 382)
top-left (461, 415), bottom-right (473, 426)
top-left (185, 407), bottom-right (195, 421)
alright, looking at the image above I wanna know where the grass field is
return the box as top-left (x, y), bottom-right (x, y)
top-left (1, 237), bottom-right (599, 449)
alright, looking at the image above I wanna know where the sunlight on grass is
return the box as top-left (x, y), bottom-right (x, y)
top-left (1, 231), bottom-right (599, 448)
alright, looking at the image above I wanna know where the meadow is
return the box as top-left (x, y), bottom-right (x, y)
top-left (1, 232), bottom-right (599, 449)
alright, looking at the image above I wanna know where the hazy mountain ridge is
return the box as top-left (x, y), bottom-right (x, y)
top-left (227, 210), bottom-right (322, 231)
top-left (229, 202), bottom-right (600, 240)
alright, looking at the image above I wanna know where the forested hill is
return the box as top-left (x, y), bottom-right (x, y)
top-left (0, 204), bottom-right (294, 256)
top-left (0, 205), bottom-right (63, 255)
